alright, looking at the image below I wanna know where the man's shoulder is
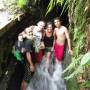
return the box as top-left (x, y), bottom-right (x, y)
top-left (54, 28), bottom-right (58, 31)
top-left (61, 26), bottom-right (67, 30)
top-left (33, 26), bottom-right (38, 30)
top-left (33, 26), bottom-right (39, 32)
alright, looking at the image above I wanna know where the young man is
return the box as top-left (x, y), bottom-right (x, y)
top-left (53, 17), bottom-right (73, 62)
top-left (52, 17), bottom-right (73, 87)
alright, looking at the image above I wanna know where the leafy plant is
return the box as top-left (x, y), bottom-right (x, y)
top-left (82, 80), bottom-right (90, 88)
top-left (46, 0), bottom-right (65, 15)
top-left (46, 0), bottom-right (89, 89)
top-left (64, 52), bottom-right (90, 80)
top-left (18, 0), bottom-right (27, 8)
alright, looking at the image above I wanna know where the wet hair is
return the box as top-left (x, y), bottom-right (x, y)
top-left (47, 22), bottom-right (52, 26)
top-left (46, 22), bottom-right (53, 28)
top-left (54, 17), bottom-right (61, 22)
top-left (46, 22), bottom-right (54, 30)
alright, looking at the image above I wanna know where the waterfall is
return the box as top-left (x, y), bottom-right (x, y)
top-left (27, 52), bottom-right (66, 90)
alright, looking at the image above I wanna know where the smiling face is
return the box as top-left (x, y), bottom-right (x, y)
top-left (54, 18), bottom-right (61, 28)
top-left (47, 24), bottom-right (53, 33)
top-left (37, 21), bottom-right (45, 31)
top-left (25, 27), bottom-right (33, 36)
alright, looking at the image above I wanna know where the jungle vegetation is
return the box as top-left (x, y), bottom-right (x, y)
top-left (0, 0), bottom-right (90, 89)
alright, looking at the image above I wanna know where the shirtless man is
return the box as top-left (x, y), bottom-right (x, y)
top-left (51, 18), bottom-right (73, 88)
top-left (53, 17), bottom-right (73, 62)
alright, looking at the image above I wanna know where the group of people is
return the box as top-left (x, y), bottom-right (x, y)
top-left (13, 17), bottom-right (72, 90)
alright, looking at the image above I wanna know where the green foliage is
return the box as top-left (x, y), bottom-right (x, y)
top-left (46, 1), bottom-right (89, 88)
top-left (63, 55), bottom-right (83, 73)
top-left (46, 0), bottom-right (65, 15)
top-left (83, 80), bottom-right (90, 88)
top-left (80, 52), bottom-right (90, 66)
top-left (64, 52), bottom-right (90, 80)
top-left (46, 0), bottom-right (56, 15)
top-left (1, 0), bottom-right (23, 18)
top-left (1, 0), bottom-right (42, 18)
top-left (18, 0), bottom-right (27, 8)
top-left (60, 0), bottom-right (69, 16)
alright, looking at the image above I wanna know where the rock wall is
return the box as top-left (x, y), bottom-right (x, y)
top-left (0, 14), bottom-right (35, 77)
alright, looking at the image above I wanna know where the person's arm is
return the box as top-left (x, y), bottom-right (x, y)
top-left (26, 52), bottom-right (34, 66)
top-left (26, 52), bottom-right (35, 71)
top-left (40, 30), bottom-right (45, 49)
top-left (25, 39), bottom-right (35, 71)
top-left (64, 27), bottom-right (73, 55)
top-left (52, 28), bottom-right (56, 51)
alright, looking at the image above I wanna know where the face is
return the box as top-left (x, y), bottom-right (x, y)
top-left (47, 24), bottom-right (53, 32)
top-left (38, 21), bottom-right (45, 31)
top-left (54, 19), bottom-right (61, 28)
top-left (25, 28), bottom-right (33, 36)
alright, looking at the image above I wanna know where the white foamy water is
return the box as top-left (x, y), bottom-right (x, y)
top-left (27, 53), bottom-right (66, 90)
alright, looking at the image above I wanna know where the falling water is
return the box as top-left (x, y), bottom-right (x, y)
top-left (27, 53), bottom-right (66, 90)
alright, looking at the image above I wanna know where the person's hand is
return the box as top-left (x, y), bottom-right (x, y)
top-left (68, 49), bottom-right (73, 55)
top-left (40, 42), bottom-right (45, 49)
top-left (40, 45), bottom-right (45, 49)
top-left (21, 48), bottom-right (25, 53)
top-left (51, 47), bottom-right (54, 51)
top-left (30, 65), bottom-right (35, 72)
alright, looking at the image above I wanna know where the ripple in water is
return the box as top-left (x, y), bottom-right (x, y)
top-left (27, 53), bottom-right (66, 90)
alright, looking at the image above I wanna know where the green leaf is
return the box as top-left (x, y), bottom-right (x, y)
top-left (80, 52), bottom-right (90, 66)
top-left (57, 0), bottom-right (64, 6)
top-left (63, 55), bottom-right (83, 73)
top-left (46, 0), bottom-right (55, 15)
top-left (18, 0), bottom-right (27, 8)
top-left (83, 80), bottom-right (90, 88)
top-left (46, 0), bottom-right (66, 15)
top-left (64, 67), bottom-right (83, 80)
top-left (60, 0), bottom-right (69, 16)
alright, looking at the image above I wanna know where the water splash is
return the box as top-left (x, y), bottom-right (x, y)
top-left (27, 53), bottom-right (66, 90)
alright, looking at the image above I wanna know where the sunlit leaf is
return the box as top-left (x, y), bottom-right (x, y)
top-left (46, 0), bottom-right (55, 15)
top-left (80, 52), bottom-right (90, 66)
top-left (18, 0), bottom-right (27, 8)
top-left (64, 67), bottom-right (83, 80)
top-left (63, 55), bottom-right (83, 73)
top-left (83, 80), bottom-right (90, 88)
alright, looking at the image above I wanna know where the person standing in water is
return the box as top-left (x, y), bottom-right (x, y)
top-left (53, 17), bottom-right (73, 62)
top-left (21, 26), bottom-right (35, 90)
top-left (21, 21), bottom-right (45, 90)
top-left (33, 21), bottom-right (45, 63)
top-left (43, 22), bottom-right (54, 66)
top-left (51, 17), bottom-right (73, 90)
